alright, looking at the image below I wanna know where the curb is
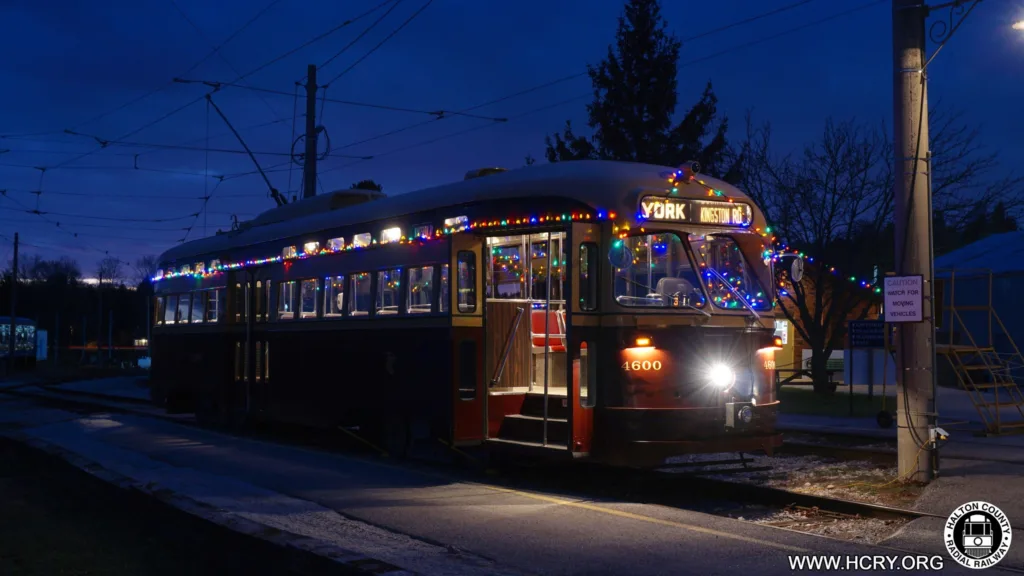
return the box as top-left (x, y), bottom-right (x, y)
top-left (0, 429), bottom-right (417, 576)
top-left (37, 384), bottom-right (153, 406)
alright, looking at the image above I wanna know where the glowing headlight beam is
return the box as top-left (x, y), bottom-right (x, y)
top-left (707, 363), bottom-right (736, 389)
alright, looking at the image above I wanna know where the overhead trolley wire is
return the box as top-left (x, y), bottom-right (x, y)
top-left (173, 80), bottom-right (507, 122)
top-left (321, 0), bottom-right (433, 86)
top-left (319, 0), bottom-right (406, 71)
top-left (0, 205), bottom-right (201, 223)
top-left (236, 0), bottom-right (401, 83)
top-left (317, 0), bottom-right (887, 179)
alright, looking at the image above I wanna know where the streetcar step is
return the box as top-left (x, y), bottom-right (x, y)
top-left (520, 392), bottom-right (570, 420)
top-left (498, 414), bottom-right (569, 445)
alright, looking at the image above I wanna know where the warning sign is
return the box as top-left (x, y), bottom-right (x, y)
top-left (883, 275), bottom-right (923, 323)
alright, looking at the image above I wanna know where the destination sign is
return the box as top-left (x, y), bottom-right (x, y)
top-left (639, 196), bottom-right (752, 227)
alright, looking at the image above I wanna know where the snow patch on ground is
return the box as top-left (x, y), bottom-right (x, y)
top-left (661, 452), bottom-right (920, 543)
top-left (17, 414), bottom-right (525, 576)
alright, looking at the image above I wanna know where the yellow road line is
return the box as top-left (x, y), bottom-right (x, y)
top-left (481, 485), bottom-right (810, 553)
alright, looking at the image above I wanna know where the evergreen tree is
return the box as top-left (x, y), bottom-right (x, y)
top-left (544, 0), bottom-right (737, 180)
top-left (350, 179), bottom-right (384, 192)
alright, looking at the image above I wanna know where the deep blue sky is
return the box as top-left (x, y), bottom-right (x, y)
top-left (1, 0), bottom-right (1022, 275)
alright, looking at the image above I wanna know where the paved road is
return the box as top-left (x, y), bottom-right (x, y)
top-left (0, 430), bottom-right (349, 576)
top-left (0, 394), bottom-right (998, 576)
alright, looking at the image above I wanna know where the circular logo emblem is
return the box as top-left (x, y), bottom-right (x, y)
top-left (944, 501), bottom-right (1012, 569)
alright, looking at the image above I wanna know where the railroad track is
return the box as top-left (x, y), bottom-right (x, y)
top-left (0, 383), bottom-right (931, 525)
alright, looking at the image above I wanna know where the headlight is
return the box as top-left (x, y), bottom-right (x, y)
top-left (707, 363), bottom-right (735, 388)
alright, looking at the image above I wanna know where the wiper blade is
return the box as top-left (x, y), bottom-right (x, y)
top-left (705, 268), bottom-right (760, 321)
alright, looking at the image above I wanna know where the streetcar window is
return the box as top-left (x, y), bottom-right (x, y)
top-left (376, 268), bottom-right (401, 315)
top-left (190, 292), bottom-right (205, 323)
top-left (206, 289), bottom-right (223, 322)
top-left (488, 241), bottom-right (524, 299)
top-left (255, 281), bottom-right (264, 322)
top-left (164, 295), bottom-right (177, 324)
top-left (282, 245), bottom-right (297, 259)
top-left (457, 251), bottom-right (476, 313)
top-left (328, 237), bottom-right (345, 251)
top-left (579, 243), bottom-right (598, 311)
top-left (440, 264), bottom-right (450, 313)
top-left (233, 283), bottom-right (247, 323)
top-left (613, 233), bottom-right (706, 310)
top-left (689, 235), bottom-right (771, 311)
top-left (530, 233), bottom-right (565, 301)
top-left (260, 280), bottom-right (271, 322)
top-left (299, 279), bottom-right (317, 319)
top-left (350, 273), bottom-right (371, 316)
top-left (407, 266), bottom-right (434, 314)
top-left (413, 224), bottom-right (432, 239)
top-left (324, 276), bottom-right (345, 317)
top-left (177, 294), bottom-right (192, 323)
top-left (155, 296), bottom-right (165, 325)
top-left (353, 233), bottom-right (371, 248)
top-left (255, 342), bottom-right (263, 382)
top-left (303, 241), bottom-right (319, 255)
top-left (278, 281), bottom-right (296, 320)
top-left (380, 227), bottom-right (402, 244)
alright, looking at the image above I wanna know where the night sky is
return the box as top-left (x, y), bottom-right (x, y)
top-left (1, 0), bottom-right (1021, 276)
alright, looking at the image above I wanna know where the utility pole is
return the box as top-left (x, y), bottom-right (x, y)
top-left (7, 232), bottom-right (17, 374)
top-left (892, 0), bottom-right (934, 483)
top-left (303, 64), bottom-right (318, 199)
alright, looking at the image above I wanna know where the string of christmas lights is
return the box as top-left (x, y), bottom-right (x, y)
top-left (153, 210), bottom-right (614, 282)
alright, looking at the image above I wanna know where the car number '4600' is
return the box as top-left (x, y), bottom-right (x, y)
top-left (622, 360), bottom-right (662, 371)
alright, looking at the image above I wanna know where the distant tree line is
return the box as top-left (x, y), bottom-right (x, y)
top-left (2, 254), bottom-right (159, 360)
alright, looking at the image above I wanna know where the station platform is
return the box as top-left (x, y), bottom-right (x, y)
top-left (0, 386), bottom-right (996, 575)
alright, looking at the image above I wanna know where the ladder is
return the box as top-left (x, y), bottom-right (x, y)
top-left (937, 269), bottom-right (1024, 435)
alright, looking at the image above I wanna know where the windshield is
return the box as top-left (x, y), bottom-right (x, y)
top-left (612, 233), bottom-right (707, 309)
top-left (688, 234), bottom-right (771, 311)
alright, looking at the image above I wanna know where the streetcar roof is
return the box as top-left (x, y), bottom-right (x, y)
top-left (158, 159), bottom-right (758, 265)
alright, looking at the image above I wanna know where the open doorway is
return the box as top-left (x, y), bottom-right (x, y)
top-left (484, 231), bottom-right (570, 447)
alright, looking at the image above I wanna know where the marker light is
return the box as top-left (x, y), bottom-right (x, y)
top-left (738, 405), bottom-right (753, 424)
top-left (708, 363), bottom-right (736, 389)
top-left (635, 337), bottom-right (651, 347)
top-left (772, 336), bottom-right (783, 348)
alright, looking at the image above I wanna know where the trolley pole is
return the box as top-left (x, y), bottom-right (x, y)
top-left (7, 232), bottom-right (17, 374)
top-left (892, 0), bottom-right (934, 483)
top-left (302, 64), bottom-right (318, 199)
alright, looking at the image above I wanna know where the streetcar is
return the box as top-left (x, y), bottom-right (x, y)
top-left (149, 159), bottom-right (783, 467)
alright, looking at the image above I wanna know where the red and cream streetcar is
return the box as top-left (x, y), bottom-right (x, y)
top-left (150, 159), bottom-right (783, 466)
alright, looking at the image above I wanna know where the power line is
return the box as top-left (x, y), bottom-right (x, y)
top-left (173, 79), bottom-right (507, 121)
top-left (61, 131), bottom-right (371, 159)
top-left (135, 115), bottom-right (303, 158)
top-left (167, 0), bottom-right (292, 140)
top-left (49, 92), bottom-right (211, 170)
top-left (319, 0), bottom-right (887, 179)
top-left (236, 0), bottom-right (400, 83)
top-left (0, 217), bottom-right (221, 232)
top-left (683, 0), bottom-right (819, 42)
top-left (319, 0), bottom-right (405, 71)
top-left (322, 0), bottom-right (432, 86)
top-left (2, 188), bottom-right (211, 200)
top-left (0, 204), bottom-right (201, 223)
top-left (10, 0), bottom-right (282, 141)
top-left (320, 94), bottom-right (590, 177)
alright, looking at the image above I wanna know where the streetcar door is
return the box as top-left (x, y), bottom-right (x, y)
top-left (226, 270), bottom-right (250, 423)
top-left (451, 232), bottom-right (485, 444)
top-left (246, 269), bottom-right (272, 419)
top-left (569, 222), bottom-right (599, 454)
